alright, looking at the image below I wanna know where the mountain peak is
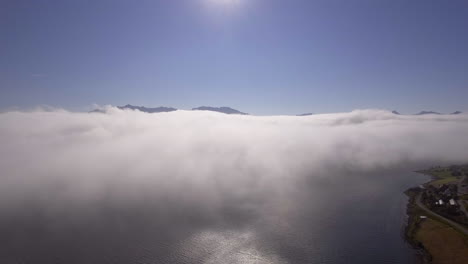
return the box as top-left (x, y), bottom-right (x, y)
top-left (117, 105), bottom-right (177, 113)
top-left (391, 110), bottom-right (462, 115)
top-left (90, 104), bottom-right (177, 113)
top-left (192, 106), bottom-right (247, 115)
top-left (297, 113), bottom-right (313, 116)
top-left (415, 111), bottom-right (441, 115)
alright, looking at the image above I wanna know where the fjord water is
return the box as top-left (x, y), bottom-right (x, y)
top-left (1, 168), bottom-right (428, 264)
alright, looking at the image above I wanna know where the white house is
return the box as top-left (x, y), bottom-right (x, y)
top-left (449, 199), bottom-right (456, 205)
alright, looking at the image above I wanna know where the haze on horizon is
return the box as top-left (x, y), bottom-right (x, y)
top-left (2, 0), bottom-right (468, 114)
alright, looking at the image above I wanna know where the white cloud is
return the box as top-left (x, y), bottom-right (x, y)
top-left (1, 108), bottom-right (467, 204)
top-left (1, 108), bottom-right (468, 262)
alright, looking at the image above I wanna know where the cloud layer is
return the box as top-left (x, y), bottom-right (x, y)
top-left (1, 108), bottom-right (468, 263)
top-left (1, 108), bottom-right (468, 208)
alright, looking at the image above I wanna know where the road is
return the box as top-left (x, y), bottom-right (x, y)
top-left (457, 175), bottom-right (468, 196)
top-left (457, 175), bottom-right (468, 219)
top-left (415, 193), bottom-right (468, 236)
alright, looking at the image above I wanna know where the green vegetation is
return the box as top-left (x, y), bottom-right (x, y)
top-left (429, 176), bottom-right (458, 187)
top-left (418, 164), bottom-right (468, 188)
top-left (405, 190), bottom-right (427, 241)
top-left (418, 164), bottom-right (468, 180)
top-left (426, 169), bottom-right (455, 178)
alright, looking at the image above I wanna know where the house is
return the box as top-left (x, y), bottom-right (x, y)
top-left (420, 216), bottom-right (427, 219)
top-left (449, 199), bottom-right (456, 205)
top-left (439, 199), bottom-right (444, 205)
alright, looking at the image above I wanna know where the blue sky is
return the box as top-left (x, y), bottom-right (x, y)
top-left (1, 0), bottom-right (468, 115)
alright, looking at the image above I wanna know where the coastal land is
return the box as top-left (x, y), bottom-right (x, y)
top-left (405, 165), bottom-right (468, 264)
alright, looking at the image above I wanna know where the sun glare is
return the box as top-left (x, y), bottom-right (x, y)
top-left (208, 0), bottom-right (241, 6)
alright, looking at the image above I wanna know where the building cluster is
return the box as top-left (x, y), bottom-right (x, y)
top-left (420, 184), bottom-right (468, 225)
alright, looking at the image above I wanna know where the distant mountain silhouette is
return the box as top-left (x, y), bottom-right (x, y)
top-left (118, 104), bottom-right (177, 113)
top-left (415, 111), bottom-right (442, 115)
top-left (391, 110), bottom-right (462, 115)
top-left (89, 109), bottom-right (106, 113)
top-left (297, 113), bottom-right (313, 116)
top-left (192, 106), bottom-right (247, 115)
top-left (90, 104), bottom-right (177, 113)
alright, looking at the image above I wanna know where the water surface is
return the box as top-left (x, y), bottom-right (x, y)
top-left (0, 168), bottom-right (429, 264)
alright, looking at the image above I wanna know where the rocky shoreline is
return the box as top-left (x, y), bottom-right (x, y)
top-left (404, 187), bottom-right (432, 264)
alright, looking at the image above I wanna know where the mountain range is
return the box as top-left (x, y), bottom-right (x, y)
top-left (392, 110), bottom-right (462, 115)
top-left (91, 105), bottom-right (462, 116)
top-left (192, 106), bottom-right (248, 115)
top-left (118, 104), bottom-right (177, 113)
top-left (91, 105), bottom-right (247, 115)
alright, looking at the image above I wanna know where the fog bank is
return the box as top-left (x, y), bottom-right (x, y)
top-left (1, 108), bottom-right (468, 263)
top-left (1, 108), bottom-right (468, 205)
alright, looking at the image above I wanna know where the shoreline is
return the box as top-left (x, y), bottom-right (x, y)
top-left (403, 167), bottom-right (468, 264)
top-left (404, 186), bottom-right (432, 263)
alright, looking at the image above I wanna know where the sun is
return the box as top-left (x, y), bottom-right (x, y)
top-left (202, 0), bottom-right (245, 15)
top-left (208, 0), bottom-right (241, 6)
